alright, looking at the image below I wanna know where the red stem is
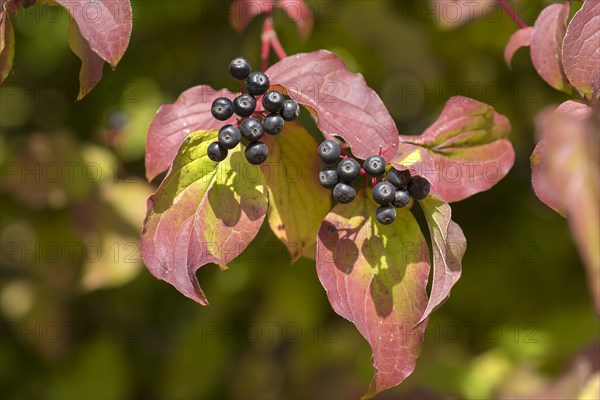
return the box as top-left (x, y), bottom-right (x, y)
top-left (270, 33), bottom-right (288, 60)
top-left (497, 0), bottom-right (527, 29)
top-left (239, 81), bottom-right (244, 94)
top-left (261, 16), bottom-right (272, 72)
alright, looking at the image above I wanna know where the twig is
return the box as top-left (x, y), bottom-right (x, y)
top-left (497, 0), bottom-right (528, 29)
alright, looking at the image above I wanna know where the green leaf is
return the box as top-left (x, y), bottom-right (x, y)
top-left (140, 130), bottom-right (268, 304)
top-left (261, 123), bottom-right (331, 260)
top-left (316, 188), bottom-right (430, 398)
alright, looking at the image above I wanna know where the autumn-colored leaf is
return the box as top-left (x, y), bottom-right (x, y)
top-left (144, 85), bottom-right (238, 182)
top-left (534, 103), bottom-right (599, 313)
top-left (390, 143), bottom-right (436, 182)
top-left (400, 96), bottom-right (514, 202)
top-left (530, 138), bottom-right (566, 216)
top-left (562, 0), bottom-right (600, 98)
top-left (0, 8), bottom-right (15, 84)
top-left (229, 0), bottom-right (313, 39)
top-left (67, 20), bottom-right (104, 100)
top-left (504, 27), bottom-right (533, 67)
top-left (267, 50), bottom-right (399, 161)
top-left (417, 194), bottom-right (466, 323)
top-left (261, 123), bottom-right (330, 261)
top-left (530, 2), bottom-right (571, 93)
top-left (140, 130), bottom-right (268, 305)
top-left (316, 189), bottom-right (430, 398)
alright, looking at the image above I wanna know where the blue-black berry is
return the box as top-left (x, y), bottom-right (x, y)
top-left (408, 176), bottom-right (430, 200)
top-left (337, 158), bottom-right (361, 182)
top-left (246, 72), bottom-right (270, 96)
top-left (262, 91), bottom-right (285, 113)
top-left (240, 118), bottom-right (264, 142)
top-left (217, 125), bottom-right (241, 150)
top-left (211, 97), bottom-right (234, 121)
top-left (319, 167), bottom-right (338, 189)
top-left (387, 168), bottom-right (411, 188)
top-left (281, 100), bottom-right (300, 121)
top-left (207, 142), bottom-right (228, 162)
top-left (263, 113), bottom-right (285, 135)
top-left (376, 205), bottom-right (396, 225)
top-left (318, 140), bottom-right (341, 164)
top-left (244, 141), bottom-right (268, 165)
top-left (229, 57), bottom-right (251, 80)
top-left (364, 155), bottom-right (386, 177)
top-left (372, 181), bottom-right (395, 205)
top-left (333, 182), bottom-right (356, 204)
top-left (233, 94), bottom-right (257, 118)
top-left (392, 190), bottom-right (410, 208)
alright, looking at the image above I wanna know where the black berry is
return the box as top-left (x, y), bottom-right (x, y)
top-left (217, 125), bottom-right (241, 150)
top-left (262, 91), bottom-right (285, 113)
top-left (364, 155), bottom-right (386, 177)
top-left (318, 140), bottom-right (341, 164)
top-left (211, 97), bottom-right (234, 121)
top-left (392, 190), bottom-right (410, 208)
top-left (372, 181), bottom-right (395, 205)
top-left (207, 142), bottom-right (228, 162)
top-left (233, 94), bottom-right (257, 118)
top-left (281, 100), bottom-right (300, 121)
top-left (229, 57), bottom-right (251, 80)
top-left (376, 205), bottom-right (396, 225)
top-left (387, 168), bottom-right (411, 188)
top-left (245, 142), bottom-right (268, 165)
top-left (240, 118), bottom-right (264, 142)
top-left (337, 158), bottom-right (361, 182)
top-left (319, 167), bottom-right (338, 189)
top-left (408, 176), bottom-right (430, 200)
top-left (246, 72), bottom-right (270, 96)
top-left (333, 182), bottom-right (356, 204)
top-left (263, 113), bottom-right (285, 135)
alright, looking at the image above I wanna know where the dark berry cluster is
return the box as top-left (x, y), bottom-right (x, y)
top-left (207, 57), bottom-right (300, 165)
top-left (317, 140), bottom-right (431, 225)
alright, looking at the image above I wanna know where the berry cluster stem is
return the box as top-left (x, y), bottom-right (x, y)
top-left (261, 15), bottom-right (288, 72)
top-left (497, 0), bottom-right (528, 29)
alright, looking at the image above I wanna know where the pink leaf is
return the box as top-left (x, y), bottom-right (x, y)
top-left (144, 85), bottom-right (237, 182)
top-left (276, 0), bottom-right (313, 39)
top-left (530, 2), bottom-right (571, 93)
top-left (530, 139), bottom-right (566, 216)
top-left (562, 0), bottom-right (600, 98)
top-left (66, 20), bottom-right (104, 100)
top-left (504, 27), bottom-right (533, 67)
top-left (390, 143), bottom-right (437, 182)
top-left (316, 189), bottom-right (430, 398)
top-left (400, 96), bottom-right (515, 202)
top-left (54, 0), bottom-right (132, 68)
top-left (534, 103), bottom-right (599, 313)
top-left (417, 194), bottom-right (466, 323)
top-left (140, 131), bottom-right (268, 305)
top-left (267, 50), bottom-right (399, 161)
top-left (0, 8), bottom-right (15, 84)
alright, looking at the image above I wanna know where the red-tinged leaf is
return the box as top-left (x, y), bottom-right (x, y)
top-left (266, 50), bottom-right (399, 161)
top-left (54, 0), bottom-right (132, 68)
top-left (316, 189), bottom-right (430, 398)
top-left (0, 8), bottom-right (15, 84)
top-left (67, 20), bottom-right (104, 100)
top-left (260, 123), bottom-right (330, 261)
top-left (530, 139), bottom-right (566, 216)
top-left (504, 27), bottom-right (533, 67)
top-left (530, 3), bottom-right (571, 93)
top-left (276, 0), bottom-right (313, 39)
top-left (400, 96), bottom-right (515, 202)
top-left (417, 194), bottom-right (466, 324)
top-left (534, 104), bottom-right (599, 312)
top-left (229, 0), bottom-right (275, 33)
top-left (562, 0), bottom-right (600, 98)
top-left (390, 143), bottom-right (436, 182)
top-left (140, 130), bottom-right (268, 305)
top-left (145, 86), bottom-right (238, 182)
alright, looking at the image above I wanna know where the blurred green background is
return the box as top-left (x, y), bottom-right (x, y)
top-left (1, 0), bottom-right (598, 399)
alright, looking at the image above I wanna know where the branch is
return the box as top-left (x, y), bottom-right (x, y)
top-left (497, 0), bottom-right (528, 29)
